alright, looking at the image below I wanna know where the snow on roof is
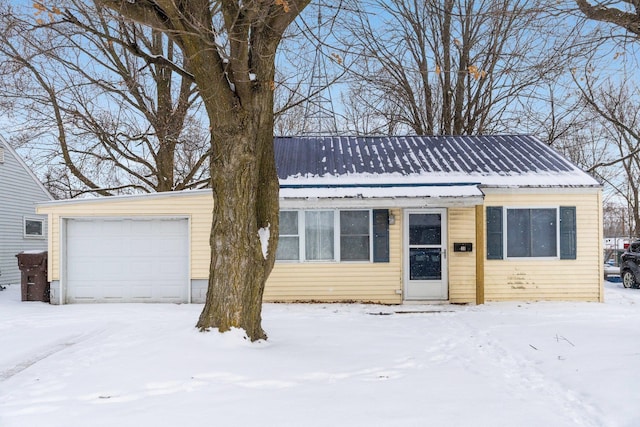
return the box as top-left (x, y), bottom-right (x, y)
top-left (274, 135), bottom-right (601, 188)
top-left (280, 183), bottom-right (484, 200)
top-left (279, 170), bottom-right (598, 189)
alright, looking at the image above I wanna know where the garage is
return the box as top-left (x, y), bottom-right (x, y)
top-left (64, 217), bottom-right (189, 303)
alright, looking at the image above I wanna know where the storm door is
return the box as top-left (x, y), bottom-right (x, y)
top-left (404, 210), bottom-right (448, 300)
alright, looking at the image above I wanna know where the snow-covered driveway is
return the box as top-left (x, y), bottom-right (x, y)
top-left (1, 282), bottom-right (639, 427)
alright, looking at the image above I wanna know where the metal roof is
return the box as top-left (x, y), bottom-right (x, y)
top-left (37, 135), bottom-right (601, 211)
top-left (274, 135), bottom-right (599, 188)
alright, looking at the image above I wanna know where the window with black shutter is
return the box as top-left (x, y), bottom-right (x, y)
top-left (559, 206), bottom-right (577, 260)
top-left (373, 209), bottom-right (390, 263)
top-left (486, 206), bottom-right (577, 260)
top-left (486, 206), bottom-right (503, 260)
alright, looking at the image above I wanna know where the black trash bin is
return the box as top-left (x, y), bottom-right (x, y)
top-left (15, 251), bottom-right (49, 302)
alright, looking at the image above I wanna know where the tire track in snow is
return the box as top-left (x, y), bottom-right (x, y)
top-left (448, 313), bottom-right (606, 427)
top-left (0, 329), bottom-right (105, 382)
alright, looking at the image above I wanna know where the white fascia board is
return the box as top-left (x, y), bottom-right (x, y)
top-left (279, 184), bottom-right (485, 209)
top-left (279, 196), bottom-right (484, 209)
top-left (279, 184), bottom-right (482, 199)
top-left (480, 186), bottom-right (602, 195)
top-left (37, 188), bottom-right (212, 209)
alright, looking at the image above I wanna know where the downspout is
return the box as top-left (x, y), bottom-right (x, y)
top-left (598, 189), bottom-right (604, 302)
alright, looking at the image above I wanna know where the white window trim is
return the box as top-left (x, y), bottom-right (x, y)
top-left (339, 209), bottom-right (374, 263)
top-left (276, 209), bottom-right (374, 263)
top-left (503, 206), bottom-right (560, 260)
top-left (304, 209), bottom-right (336, 262)
top-left (23, 216), bottom-right (45, 239)
top-left (275, 211), bottom-right (301, 262)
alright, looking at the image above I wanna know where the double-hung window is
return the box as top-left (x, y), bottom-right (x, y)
top-left (276, 209), bottom-right (389, 263)
top-left (275, 210), bottom-right (300, 261)
top-left (487, 206), bottom-right (576, 260)
top-left (340, 210), bottom-right (370, 261)
top-left (305, 211), bottom-right (335, 261)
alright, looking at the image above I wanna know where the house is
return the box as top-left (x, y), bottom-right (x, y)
top-left (0, 135), bottom-right (53, 287)
top-left (36, 135), bottom-right (603, 305)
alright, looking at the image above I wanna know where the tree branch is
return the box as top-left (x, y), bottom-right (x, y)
top-left (575, 0), bottom-right (640, 36)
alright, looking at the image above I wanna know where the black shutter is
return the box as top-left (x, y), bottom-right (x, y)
top-left (560, 206), bottom-right (577, 260)
top-left (373, 209), bottom-right (390, 262)
top-left (486, 206), bottom-right (503, 260)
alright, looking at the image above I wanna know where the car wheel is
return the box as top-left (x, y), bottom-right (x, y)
top-left (622, 270), bottom-right (636, 288)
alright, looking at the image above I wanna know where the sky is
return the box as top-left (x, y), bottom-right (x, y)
top-left (1, 280), bottom-right (639, 427)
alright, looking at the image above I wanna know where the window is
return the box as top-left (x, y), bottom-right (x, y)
top-left (276, 209), bottom-right (390, 263)
top-left (486, 206), bottom-right (576, 260)
top-left (340, 211), bottom-right (370, 261)
top-left (507, 208), bottom-right (556, 257)
top-left (275, 211), bottom-right (300, 260)
top-left (305, 211), bottom-right (334, 261)
top-left (24, 217), bottom-right (44, 238)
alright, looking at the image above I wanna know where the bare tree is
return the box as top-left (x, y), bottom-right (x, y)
top-left (92, 0), bottom-right (310, 341)
top-left (0, 1), bottom-right (210, 197)
top-left (337, 0), bottom-right (562, 136)
top-left (273, 4), bottom-right (349, 136)
top-left (572, 75), bottom-right (640, 236)
top-left (561, 0), bottom-right (640, 235)
top-left (575, 0), bottom-right (640, 38)
top-left (272, 22), bottom-right (313, 136)
top-left (603, 202), bottom-right (635, 238)
top-left (341, 85), bottom-right (402, 135)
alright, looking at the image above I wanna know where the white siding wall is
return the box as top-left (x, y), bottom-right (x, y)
top-left (0, 141), bottom-right (51, 286)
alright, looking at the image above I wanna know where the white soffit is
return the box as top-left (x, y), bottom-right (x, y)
top-left (279, 184), bottom-right (484, 208)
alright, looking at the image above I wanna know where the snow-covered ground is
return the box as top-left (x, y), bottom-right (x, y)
top-left (1, 282), bottom-right (639, 427)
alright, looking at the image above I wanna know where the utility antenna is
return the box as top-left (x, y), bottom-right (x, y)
top-left (302, 4), bottom-right (338, 135)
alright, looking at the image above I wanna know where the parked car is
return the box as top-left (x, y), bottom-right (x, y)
top-left (604, 263), bottom-right (620, 281)
top-left (604, 248), bottom-right (625, 281)
top-left (620, 241), bottom-right (640, 288)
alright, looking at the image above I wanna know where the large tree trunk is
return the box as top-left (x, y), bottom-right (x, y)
top-left (196, 126), bottom-right (279, 340)
top-left (195, 69), bottom-right (281, 340)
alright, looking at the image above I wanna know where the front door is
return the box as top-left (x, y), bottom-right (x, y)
top-left (404, 210), bottom-right (448, 300)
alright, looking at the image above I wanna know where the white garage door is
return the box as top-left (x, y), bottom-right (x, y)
top-left (65, 218), bottom-right (189, 303)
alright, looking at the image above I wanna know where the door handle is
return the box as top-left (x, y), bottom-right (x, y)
top-left (442, 248), bottom-right (446, 259)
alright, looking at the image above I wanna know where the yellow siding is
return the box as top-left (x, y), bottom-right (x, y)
top-left (447, 207), bottom-right (477, 303)
top-left (40, 199), bottom-right (403, 304)
top-left (481, 191), bottom-right (602, 302)
top-left (264, 208), bottom-right (403, 304)
top-left (38, 189), bottom-right (602, 304)
top-left (38, 193), bottom-right (214, 282)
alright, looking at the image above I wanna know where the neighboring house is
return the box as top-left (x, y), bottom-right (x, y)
top-left (0, 135), bottom-right (53, 287)
top-left (37, 135), bottom-right (603, 305)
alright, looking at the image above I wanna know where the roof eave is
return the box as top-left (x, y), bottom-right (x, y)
top-left (280, 195), bottom-right (485, 209)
